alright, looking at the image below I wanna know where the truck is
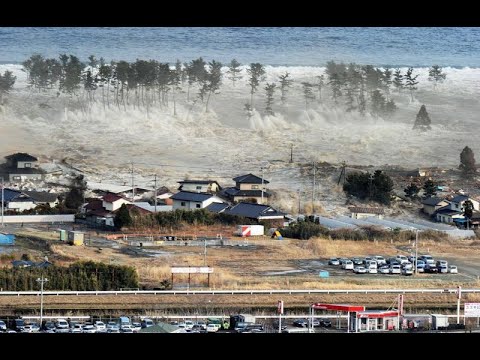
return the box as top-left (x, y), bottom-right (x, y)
top-left (235, 225), bottom-right (264, 237)
top-left (229, 314), bottom-right (256, 330)
top-left (431, 314), bottom-right (449, 330)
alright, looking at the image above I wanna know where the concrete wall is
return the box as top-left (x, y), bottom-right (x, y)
top-left (1, 215), bottom-right (75, 223)
top-left (7, 201), bottom-right (36, 212)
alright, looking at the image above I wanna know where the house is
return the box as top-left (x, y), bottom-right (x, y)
top-left (349, 207), bottom-right (384, 219)
top-left (4, 153), bottom-right (44, 182)
top-left (86, 181), bottom-right (151, 201)
top-left (435, 206), bottom-right (464, 224)
top-left (223, 202), bottom-right (286, 227)
top-left (177, 180), bottom-right (221, 194)
top-left (133, 202), bottom-right (173, 213)
top-left (22, 191), bottom-right (59, 208)
top-left (406, 168), bottom-right (429, 178)
top-left (171, 191), bottom-right (224, 210)
top-left (2, 189), bottom-right (36, 212)
top-left (205, 202), bottom-right (230, 213)
top-left (102, 193), bottom-right (131, 211)
top-left (222, 173), bottom-right (270, 204)
top-left (422, 197), bottom-right (449, 216)
top-left (448, 194), bottom-right (480, 212)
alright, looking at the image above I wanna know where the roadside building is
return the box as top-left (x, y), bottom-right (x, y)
top-left (349, 206), bottom-right (384, 219)
top-left (177, 180), bottom-right (221, 194)
top-left (222, 173), bottom-right (270, 204)
top-left (171, 191), bottom-right (225, 210)
top-left (422, 197), bottom-right (449, 216)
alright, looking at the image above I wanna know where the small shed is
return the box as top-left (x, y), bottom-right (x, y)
top-left (58, 229), bottom-right (67, 241)
top-left (67, 231), bottom-right (84, 246)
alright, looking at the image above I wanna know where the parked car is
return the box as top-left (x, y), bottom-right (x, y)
top-left (184, 320), bottom-right (194, 330)
top-left (12, 318), bottom-right (25, 332)
top-left (195, 321), bottom-right (207, 330)
top-left (308, 318), bottom-right (320, 327)
top-left (373, 256), bottom-right (387, 266)
top-left (328, 258), bottom-right (340, 266)
top-left (120, 325), bottom-right (134, 333)
top-left (390, 265), bottom-right (401, 274)
top-left (132, 322), bottom-right (142, 332)
top-left (82, 323), bottom-right (97, 333)
top-left (43, 321), bottom-right (56, 332)
top-left (379, 266), bottom-right (391, 274)
top-left (342, 260), bottom-right (354, 270)
top-left (402, 267), bottom-right (413, 276)
top-left (351, 258), bottom-right (363, 266)
top-left (448, 265), bottom-right (458, 274)
top-left (206, 323), bottom-right (219, 332)
top-left (70, 324), bottom-right (84, 333)
top-left (293, 319), bottom-right (309, 327)
top-left (320, 318), bottom-right (332, 327)
top-left (367, 266), bottom-right (378, 274)
top-left (0, 320), bottom-right (7, 332)
top-left (424, 264), bottom-right (438, 273)
top-left (396, 255), bottom-right (410, 265)
top-left (437, 265), bottom-right (448, 273)
top-left (353, 266), bottom-right (367, 274)
top-left (141, 318), bottom-right (155, 328)
top-left (55, 319), bottom-right (70, 333)
top-left (436, 260), bottom-right (448, 268)
top-left (94, 321), bottom-right (107, 333)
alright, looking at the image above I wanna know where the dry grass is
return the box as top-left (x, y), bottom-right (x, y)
top-left (16, 229), bottom-right (59, 241)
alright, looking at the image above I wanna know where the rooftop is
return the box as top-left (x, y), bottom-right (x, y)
top-left (232, 173), bottom-right (269, 185)
top-left (171, 191), bottom-right (217, 202)
top-left (5, 153), bottom-right (38, 162)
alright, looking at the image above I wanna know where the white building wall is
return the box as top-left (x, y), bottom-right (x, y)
top-left (181, 184), bottom-right (210, 193)
top-left (7, 201), bottom-right (36, 212)
top-left (17, 161), bottom-right (37, 169)
top-left (103, 198), bottom-right (130, 211)
top-left (202, 197), bottom-right (224, 208)
top-left (1, 215), bottom-right (75, 223)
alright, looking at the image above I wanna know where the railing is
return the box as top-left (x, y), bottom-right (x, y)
top-left (0, 288), bottom-right (478, 296)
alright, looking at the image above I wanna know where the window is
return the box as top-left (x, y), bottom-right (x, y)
top-left (196, 186), bottom-right (202, 190)
top-left (181, 202), bottom-right (186, 206)
top-left (251, 185), bottom-right (259, 189)
top-left (196, 204), bottom-right (201, 208)
top-left (24, 163), bottom-right (31, 168)
top-left (13, 176), bottom-right (21, 180)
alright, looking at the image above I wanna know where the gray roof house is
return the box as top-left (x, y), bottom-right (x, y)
top-left (171, 191), bottom-right (225, 210)
top-left (222, 173), bottom-right (270, 204)
top-left (224, 202), bottom-right (285, 221)
top-left (422, 197), bottom-right (449, 216)
top-left (205, 202), bottom-right (230, 213)
top-left (3, 153), bottom-right (44, 182)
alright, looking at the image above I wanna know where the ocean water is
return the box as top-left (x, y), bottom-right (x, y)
top-left (0, 27), bottom-right (479, 67)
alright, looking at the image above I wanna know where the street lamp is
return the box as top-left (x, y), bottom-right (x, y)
top-left (36, 276), bottom-right (48, 329)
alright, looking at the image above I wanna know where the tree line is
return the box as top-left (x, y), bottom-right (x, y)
top-left (14, 54), bottom-right (448, 120)
top-left (0, 261), bottom-right (138, 291)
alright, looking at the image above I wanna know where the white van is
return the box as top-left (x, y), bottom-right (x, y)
top-left (342, 260), bottom-right (354, 270)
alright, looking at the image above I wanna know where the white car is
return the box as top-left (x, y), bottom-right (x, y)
top-left (94, 321), bottom-right (107, 333)
top-left (206, 323), bottom-right (219, 332)
top-left (353, 266), bottom-right (367, 274)
top-left (402, 268), bottom-right (413, 276)
top-left (390, 265), bottom-right (401, 274)
top-left (120, 324), bottom-right (135, 333)
top-left (70, 324), bottom-right (84, 333)
top-left (0, 320), bottom-right (7, 331)
top-left (132, 322), bottom-right (142, 332)
top-left (184, 320), bottom-right (194, 330)
top-left (342, 260), bottom-right (354, 270)
top-left (82, 323), bottom-right (97, 333)
top-left (379, 266), bottom-right (390, 274)
top-left (448, 265), bottom-right (458, 274)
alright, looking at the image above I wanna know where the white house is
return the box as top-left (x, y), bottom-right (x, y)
top-left (102, 193), bottom-right (131, 211)
top-left (171, 191), bottom-right (225, 210)
top-left (449, 194), bottom-right (480, 212)
top-left (435, 207), bottom-right (464, 224)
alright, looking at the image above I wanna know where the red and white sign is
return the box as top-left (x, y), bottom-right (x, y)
top-left (242, 226), bottom-right (251, 237)
top-left (171, 267), bottom-right (213, 274)
top-left (465, 303), bottom-right (480, 317)
top-left (398, 294), bottom-right (404, 316)
top-left (457, 286), bottom-right (462, 300)
top-left (277, 300), bottom-right (284, 314)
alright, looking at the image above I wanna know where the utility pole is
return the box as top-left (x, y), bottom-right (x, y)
top-left (204, 238), bottom-right (207, 266)
top-left (36, 276), bottom-right (48, 328)
top-left (153, 174), bottom-right (158, 213)
top-left (312, 162), bottom-right (316, 213)
top-left (131, 162), bottom-right (135, 202)
top-left (261, 167), bottom-right (265, 205)
top-left (290, 144), bottom-right (293, 163)
top-left (414, 229), bottom-right (419, 275)
top-left (298, 189), bottom-right (301, 214)
top-left (1, 177), bottom-right (4, 227)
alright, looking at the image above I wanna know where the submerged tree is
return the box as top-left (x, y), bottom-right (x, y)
top-left (428, 65), bottom-right (446, 90)
top-left (413, 105), bottom-right (432, 131)
top-left (246, 63), bottom-right (266, 107)
top-left (264, 82), bottom-right (276, 115)
top-left (227, 59), bottom-right (242, 87)
top-left (114, 203), bottom-right (133, 229)
top-left (278, 72), bottom-right (293, 105)
top-left (0, 70), bottom-right (16, 104)
top-left (404, 183), bottom-right (420, 199)
top-left (459, 146), bottom-right (477, 178)
top-left (301, 82), bottom-right (315, 110)
top-left (64, 175), bottom-right (87, 210)
top-left (392, 68), bottom-right (404, 92)
top-left (203, 60), bottom-right (222, 112)
top-left (404, 67), bottom-right (419, 101)
top-left (315, 75), bottom-right (325, 102)
top-left (423, 178), bottom-right (437, 198)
